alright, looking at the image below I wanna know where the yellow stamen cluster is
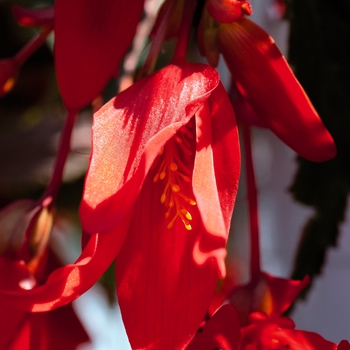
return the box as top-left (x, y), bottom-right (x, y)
top-left (153, 123), bottom-right (196, 230)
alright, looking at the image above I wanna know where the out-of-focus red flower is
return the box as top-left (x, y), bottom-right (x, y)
top-left (240, 312), bottom-right (337, 350)
top-left (228, 272), bottom-right (309, 325)
top-left (54, 0), bottom-right (144, 110)
top-left (187, 305), bottom-right (241, 350)
top-left (0, 62), bottom-right (240, 349)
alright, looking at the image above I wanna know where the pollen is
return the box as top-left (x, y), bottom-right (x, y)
top-left (153, 121), bottom-right (196, 230)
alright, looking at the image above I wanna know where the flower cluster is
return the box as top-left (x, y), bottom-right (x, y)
top-left (0, 0), bottom-right (345, 349)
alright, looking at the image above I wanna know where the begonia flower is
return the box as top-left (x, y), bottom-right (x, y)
top-left (0, 61), bottom-right (240, 350)
top-left (54, 0), bottom-right (144, 110)
top-left (187, 305), bottom-right (241, 350)
top-left (81, 62), bottom-right (240, 349)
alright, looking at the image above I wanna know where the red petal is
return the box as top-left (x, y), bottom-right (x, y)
top-left (80, 63), bottom-right (219, 234)
top-left (218, 18), bottom-right (336, 162)
top-left (12, 5), bottom-right (54, 27)
top-left (187, 305), bottom-right (241, 350)
top-left (54, 0), bottom-right (144, 110)
top-left (193, 82), bottom-right (240, 277)
top-left (338, 340), bottom-right (350, 350)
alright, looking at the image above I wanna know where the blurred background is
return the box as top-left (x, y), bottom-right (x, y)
top-left (1, 0), bottom-right (350, 348)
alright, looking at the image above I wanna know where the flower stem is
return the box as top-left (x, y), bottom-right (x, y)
top-left (242, 123), bottom-right (261, 281)
top-left (172, 0), bottom-right (198, 63)
top-left (139, 0), bottom-right (176, 78)
top-left (41, 110), bottom-right (77, 202)
top-left (14, 26), bottom-right (53, 66)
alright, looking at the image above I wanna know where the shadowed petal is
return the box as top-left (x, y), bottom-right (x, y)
top-left (187, 305), bottom-right (241, 350)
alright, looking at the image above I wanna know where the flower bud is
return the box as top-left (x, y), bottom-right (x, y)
top-left (0, 199), bottom-right (53, 261)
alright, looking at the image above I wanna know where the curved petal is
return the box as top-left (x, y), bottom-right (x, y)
top-left (0, 225), bottom-right (125, 311)
top-left (193, 82), bottom-right (240, 277)
top-left (187, 305), bottom-right (240, 350)
top-left (218, 18), bottom-right (336, 162)
top-left (80, 63), bottom-right (219, 234)
top-left (54, 0), bottom-right (144, 110)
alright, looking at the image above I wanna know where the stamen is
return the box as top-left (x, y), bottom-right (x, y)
top-left (153, 121), bottom-right (196, 230)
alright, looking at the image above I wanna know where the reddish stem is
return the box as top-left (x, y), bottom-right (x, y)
top-left (172, 0), bottom-right (198, 63)
top-left (242, 123), bottom-right (261, 281)
top-left (139, 0), bottom-right (176, 77)
top-left (14, 25), bottom-right (53, 66)
top-left (41, 110), bottom-right (77, 201)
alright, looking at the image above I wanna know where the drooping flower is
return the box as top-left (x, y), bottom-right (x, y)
top-left (54, 0), bottom-right (145, 110)
top-left (81, 62), bottom-right (240, 349)
top-left (198, 7), bottom-right (336, 162)
top-left (0, 61), bottom-right (240, 349)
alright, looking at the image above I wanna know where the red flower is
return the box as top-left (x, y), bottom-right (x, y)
top-left (81, 62), bottom-right (240, 349)
top-left (217, 17), bottom-right (336, 162)
top-left (54, 0), bottom-right (145, 110)
top-left (0, 62), bottom-right (240, 349)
